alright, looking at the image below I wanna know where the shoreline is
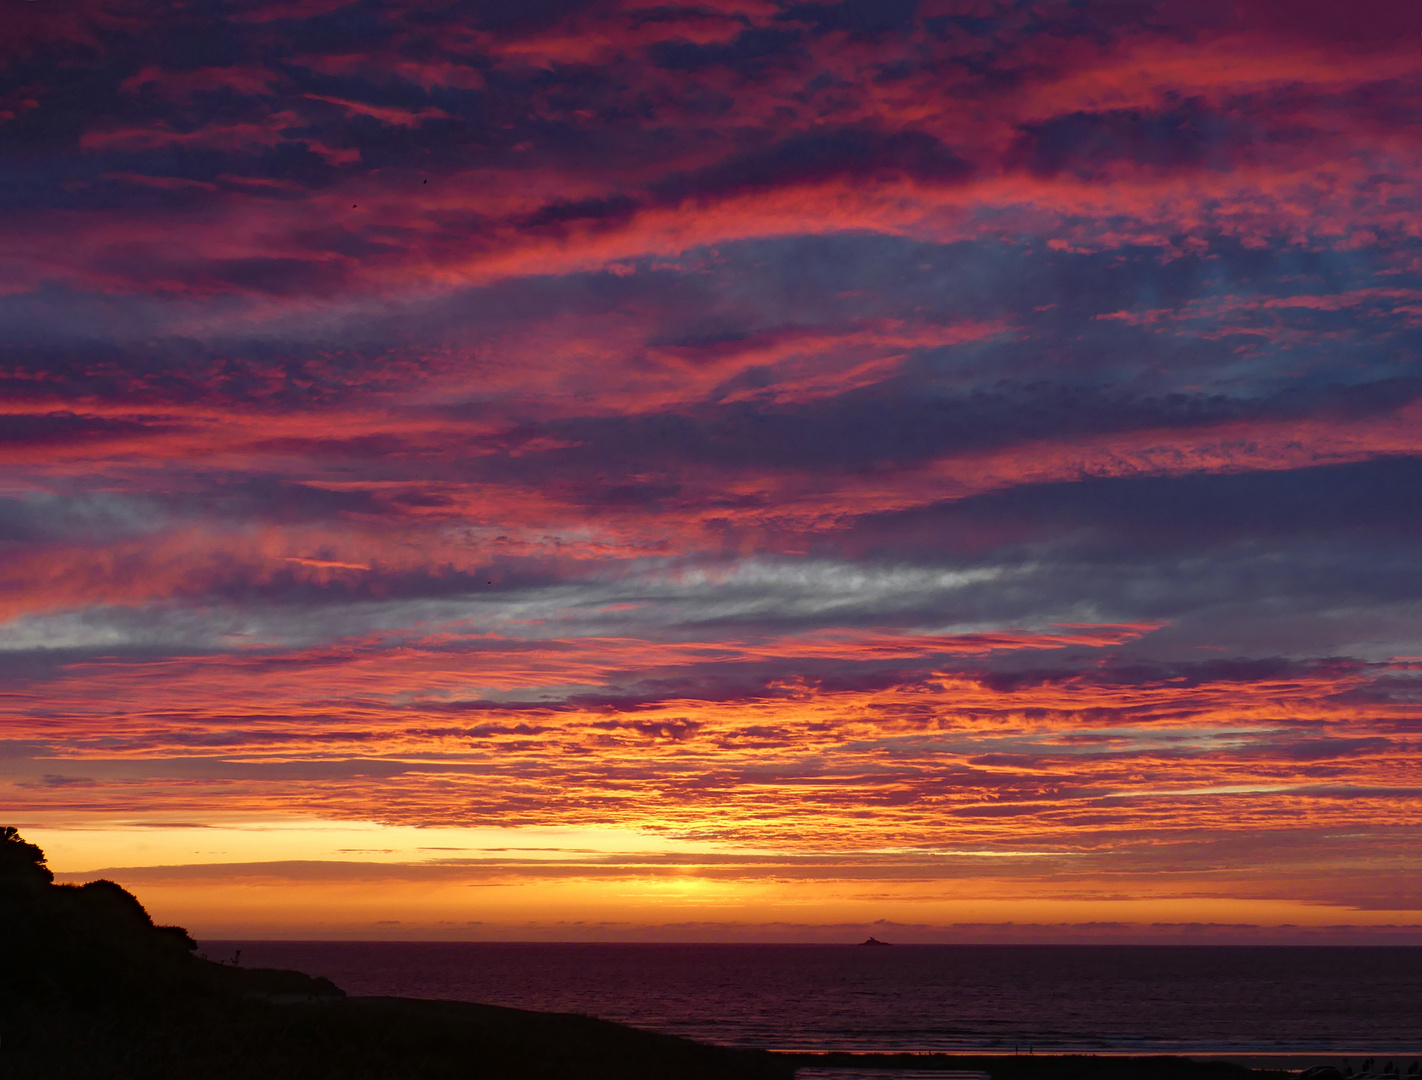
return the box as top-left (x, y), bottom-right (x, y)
top-left (331, 993), bottom-right (1422, 1067)
top-left (291, 997), bottom-right (1421, 1078)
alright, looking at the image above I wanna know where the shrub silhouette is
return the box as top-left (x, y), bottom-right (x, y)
top-left (0, 824), bottom-right (53, 882)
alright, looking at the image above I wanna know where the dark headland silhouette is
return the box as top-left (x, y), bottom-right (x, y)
top-left (1, 827), bottom-right (1300, 1080)
top-left (859, 935), bottom-right (893, 946)
top-left (0, 827), bottom-right (785, 1079)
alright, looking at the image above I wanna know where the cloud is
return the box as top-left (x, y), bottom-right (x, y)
top-left (1, 0), bottom-right (1420, 930)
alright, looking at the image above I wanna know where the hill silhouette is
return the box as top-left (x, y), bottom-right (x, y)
top-left (1, 825), bottom-right (337, 1011)
top-left (0, 827), bottom-right (788, 1080)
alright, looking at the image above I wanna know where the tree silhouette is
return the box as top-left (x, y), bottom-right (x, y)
top-left (0, 824), bottom-right (53, 882)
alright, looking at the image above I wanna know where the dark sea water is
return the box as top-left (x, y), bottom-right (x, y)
top-left (209, 943), bottom-right (1422, 1058)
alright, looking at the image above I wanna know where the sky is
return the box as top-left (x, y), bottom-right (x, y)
top-left (3, 0), bottom-right (1422, 942)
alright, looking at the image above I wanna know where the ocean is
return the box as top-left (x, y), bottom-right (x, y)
top-left (208, 943), bottom-right (1422, 1060)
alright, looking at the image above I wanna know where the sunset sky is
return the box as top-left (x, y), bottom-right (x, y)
top-left (4, 0), bottom-right (1422, 941)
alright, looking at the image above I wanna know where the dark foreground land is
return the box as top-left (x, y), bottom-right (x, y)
top-left (5, 993), bottom-right (793, 1080)
top-left (0, 827), bottom-right (1300, 1080)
